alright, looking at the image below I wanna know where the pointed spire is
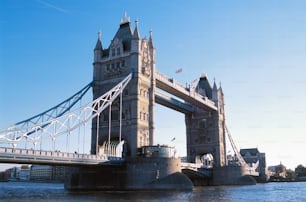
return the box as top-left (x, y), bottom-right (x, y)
top-left (213, 78), bottom-right (218, 91)
top-left (212, 77), bottom-right (218, 101)
top-left (94, 31), bottom-right (102, 51)
top-left (149, 29), bottom-right (155, 48)
top-left (133, 19), bottom-right (140, 39)
top-left (218, 81), bottom-right (224, 94)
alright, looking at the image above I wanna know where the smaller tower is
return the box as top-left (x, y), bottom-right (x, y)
top-left (212, 78), bottom-right (218, 101)
top-left (94, 31), bottom-right (103, 62)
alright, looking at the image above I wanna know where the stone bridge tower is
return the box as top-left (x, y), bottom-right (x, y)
top-left (91, 15), bottom-right (156, 157)
top-left (185, 74), bottom-right (227, 167)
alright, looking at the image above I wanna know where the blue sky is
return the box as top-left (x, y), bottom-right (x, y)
top-left (1, 0), bottom-right (306, 170)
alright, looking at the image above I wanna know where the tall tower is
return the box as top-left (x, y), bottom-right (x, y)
top-left (91, 14), bottom-right (156, 157)
top-left (185, 74), bottom-right (227, 167)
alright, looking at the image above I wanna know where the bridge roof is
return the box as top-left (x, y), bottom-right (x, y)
top-left (197, 75), bottom-right (212, 99)
top-left (111, 22), bottom-right (133, 51)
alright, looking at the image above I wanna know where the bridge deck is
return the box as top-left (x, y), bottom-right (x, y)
top-left (0, 147), bottom-right (121, 166)
top-left (155, 71), bottom-right (217, 111)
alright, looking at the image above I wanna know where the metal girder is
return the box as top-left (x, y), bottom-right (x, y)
top-left (0, 82), bottom-right (92, 140)
top-left (0, 73), bottom-right (132, 149)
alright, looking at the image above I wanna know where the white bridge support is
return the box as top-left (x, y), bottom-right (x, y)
top-left (99, 140), bottom-right (125, 158)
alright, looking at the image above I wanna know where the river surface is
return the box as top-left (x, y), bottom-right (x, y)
top-left (0, 181), bottom-right (305, 202)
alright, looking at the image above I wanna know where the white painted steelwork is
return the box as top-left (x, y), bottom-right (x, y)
top-left (0, 74), bottom-right (132, 158)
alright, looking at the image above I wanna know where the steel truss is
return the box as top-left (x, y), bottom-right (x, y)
top-left (0, 82), bottom-right (92, 139)
top-left (0, 74), bottom-right (132, 153)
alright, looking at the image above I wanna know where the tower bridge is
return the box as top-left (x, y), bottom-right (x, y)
top-left (0, 15), bottom-right (259, 190)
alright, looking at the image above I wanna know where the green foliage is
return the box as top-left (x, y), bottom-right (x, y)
top-left (286, 169), bottom-right (296, 180)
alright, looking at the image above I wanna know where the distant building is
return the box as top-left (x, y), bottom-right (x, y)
top-left (268, 163), bottom-right (286, 178)
top-left (7, 165), bottom-right (31, 180)
top-left (0, 169), bottom-right (10, 181)
top-left (30, 165), bottom-right (65, 181)
top-left (240, 148), bottom-right (267, 182)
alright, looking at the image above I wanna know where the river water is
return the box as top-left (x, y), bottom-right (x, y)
top-left (0, 181), bottom-right (305, 202)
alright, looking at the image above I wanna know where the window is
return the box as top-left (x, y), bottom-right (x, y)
top-left (111, 48), bottom-right (115, 57)
top-left (116, 62), bottom-right (120, 69)
top-left (117, 47), bottom-right (121, 55)
top-left (121, 60), bottom-right (125, 67)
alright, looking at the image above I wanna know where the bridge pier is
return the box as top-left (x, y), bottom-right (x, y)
top-left (64, 156), bottom-right (193, 191)
top-left (212, 165), bottom-right (256, 185)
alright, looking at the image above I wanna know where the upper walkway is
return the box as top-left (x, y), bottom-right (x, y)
top-left (155, 71), bottom-right (217, 111)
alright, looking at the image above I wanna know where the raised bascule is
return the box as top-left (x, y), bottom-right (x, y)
top-left (0, 14), bottom-right (260, 190)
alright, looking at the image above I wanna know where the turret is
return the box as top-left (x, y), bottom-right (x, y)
top-left (149, 29), bottom-right (155, 49)
top-left (212, 78), bottom-right (218, 101)
top-left (131, 19), bottom-right (141, 53)
top-left (94, 31), bottom-right (103, 62)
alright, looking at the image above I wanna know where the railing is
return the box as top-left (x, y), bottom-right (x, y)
top-left (0, 147), bottom-right (120, 165)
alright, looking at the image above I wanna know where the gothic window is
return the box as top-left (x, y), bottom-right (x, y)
top-left (117, 47), bottom-right (121, 55)
top-left (111, 63), bottom-right (115, 70)
top-left (111, 48), bottom-right (115, 57)
top-left (199, 119), bottom-right (207, 128)
top-left (121, 60), bottom-right (125, 67)
top-left (116, 62), bottom-right (120, 69)
top-left (143, 113), bottom-right (146, 120)
top-left (106, 64), bottom-right (110, 71)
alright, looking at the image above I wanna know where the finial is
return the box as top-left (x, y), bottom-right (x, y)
top-left (219, 81), bottom-right (222, 87)
top-left (213, 77), bottom-right (216, 83)
top-left (200, 72), bottom-right (207, 79)
top-left (135, 18), bottom-right (139, 26)
top-left (98, 30), bottom-right (101, 40)
top-left (149, 29), bottom-right (153, 37)
top-left (120, 11), bottom-right (130, 24)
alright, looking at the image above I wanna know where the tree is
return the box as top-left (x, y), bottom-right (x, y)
top-left (286, 169), bottom-right (296, 180)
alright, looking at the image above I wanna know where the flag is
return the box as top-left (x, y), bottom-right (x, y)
top-left (175, 68), bottom-right (182, 73)
top-left (191, 78), bottom-right (198, 84)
